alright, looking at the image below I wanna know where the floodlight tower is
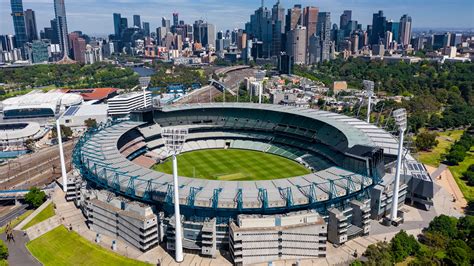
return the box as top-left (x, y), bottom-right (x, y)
top-left (363, 80), bottom-right (375, 123)
top-left (390, 108), bottom-right (407, 224)
top-left (56, 119), bottom-right (68, 192)
top-left (162, 127), bottom-right (188, 263)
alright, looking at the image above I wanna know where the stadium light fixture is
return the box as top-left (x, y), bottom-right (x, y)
top-left (56, 119), bottom-right (68, 192)
top-left (162, 127), bottom-right (188, 263)
top-left (363, 80), bottom-right (375, 123)
top-left (390, 108), bottom-right (407, 224)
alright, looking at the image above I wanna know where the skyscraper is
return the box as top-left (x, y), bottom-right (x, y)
top-left (120, 17), bottom-right (128, 31)
top-left (113, 13), bottom-right (122, 37)
top-left (24, 9), bottom-right (38, 42)
top-left (246, 5), bottom-right (272, 57)
top-left (10, 0), bottom-right (27, 48)
top-left (54, 0), bottom-right (69, 57)
top-left (193, 20), bottom-right (216, 49)
top-left (173, 13), bottom-right (179, 27)
top-left (286, 25), bottom-right (306, 64)
top-left (386, 21), bottom-right (400, 44)
top-left (133, 15), bottom-right (141, 28)
top-left (339, 10), bottom-right (352, 31)
top-left (370, 10), bottom-right (386, 45)
top-left (316, 12), bottom-right (332, 62)
top-left (142, 22), bottom-right (150, 36)
top-left (303, 7), bottom-right (319, 46)
top-left (271, 1), bottom-right (285, 56)
top-left (285, 5), bottom-right (302, 32)
top-left (399, 14), bottom-right (412, 47)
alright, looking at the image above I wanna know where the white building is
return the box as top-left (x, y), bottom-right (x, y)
top-left (59, 104), bottom-right (108, 128)
top-left (107, 91), bottom-right (152, 117)
top-left (2, 91), bottom-right (82, 119)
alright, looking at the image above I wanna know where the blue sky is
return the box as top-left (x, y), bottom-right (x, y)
top-left (1, 0), bottom-right (473, 35)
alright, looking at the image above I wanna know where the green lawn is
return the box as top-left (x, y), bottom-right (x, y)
top-left (449, 149), bottom-right (474, 201)
top-left (153, 149), bottom-right (311, 181)
top-left (22, 203), bottom-right (55, 230)
top-left (26, 226), bottom-right (150, 266)
top-left (417, 130), bottom-right (464, 166)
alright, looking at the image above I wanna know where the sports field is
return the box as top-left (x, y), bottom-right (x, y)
top-left (153, 149), bottom-right (311, 181)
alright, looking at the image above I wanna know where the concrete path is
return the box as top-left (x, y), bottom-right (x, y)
top-left (0, 230), bottom-right (41, 266)
top-left (15, 199), bottom-right (52, 230)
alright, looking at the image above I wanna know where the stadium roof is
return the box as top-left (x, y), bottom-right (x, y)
top-left (62, 88), bottom-right (118, 101)
top-left (0, 122), bottom-right (41, 140)
top-left (2, 92), bottom-right (83, 113)
top-left (161, 103), bottom-right (401, 155)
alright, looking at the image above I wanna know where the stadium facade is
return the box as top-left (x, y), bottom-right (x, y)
top-left (71, 103), bottom-right (434, 265)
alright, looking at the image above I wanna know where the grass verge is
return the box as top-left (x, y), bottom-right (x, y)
top-left (22, 203), bottom-right (55, 230)
top-left (26, 226), bottom-right (150, 266)
top-left (0, 209), bottom-right (34, 234)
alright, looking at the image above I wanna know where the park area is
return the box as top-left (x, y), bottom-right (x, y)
top-left (153, 149), bottom-right (311, 181)
top-left (416, 130), bottom-right (474, 202)
top-left (26, 226), bottom-right (150, 266)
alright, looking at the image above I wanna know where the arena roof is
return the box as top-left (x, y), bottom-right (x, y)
top-left (2, 92), bottom-right (83, 113)
top-left (0, 122), bottom-right (41, 141)
top-left (62, 88), bottom-right (118, 101)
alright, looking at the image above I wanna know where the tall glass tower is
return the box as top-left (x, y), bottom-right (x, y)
top-left (54, 0), bottom-right (69, 57)
top-left (10, 0), bottom-right (28, 48)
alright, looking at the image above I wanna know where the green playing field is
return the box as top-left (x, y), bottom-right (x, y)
top-left (153, 149), bottom-right (311, 181)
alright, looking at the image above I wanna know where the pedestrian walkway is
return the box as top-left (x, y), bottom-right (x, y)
top-left (0, 230), bottom-right (41, 266)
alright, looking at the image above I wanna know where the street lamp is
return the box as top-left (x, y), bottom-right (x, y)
top-left (363, 80), bottom-right (375, 123)
top-left (162, 127), bottom-right (188, 263)
top-left (390, 108), bottom-right (407, 224)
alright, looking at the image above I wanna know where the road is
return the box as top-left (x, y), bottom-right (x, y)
top-left (0, 205), bottom-right (28, 227)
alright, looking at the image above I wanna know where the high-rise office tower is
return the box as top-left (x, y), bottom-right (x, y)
top-left (316, 12), bottom-right (331, 41)
top-left (385, 31), bottom-right (393, 49)
top-left (351, 33), bottom-right (359, 53)
top-left (308, 34), bottom-right (321, 64)
top-left (120, 17), bottom-right (128, 31)
top-left (370, 10), bottom-right (386, 45)
top-left (24, 9), bottom-right (38, 42)
top-left (72, 37), bottom-right (86, 63)
top-left (113, 13), bottom-right (122, 37)
top-left (49, 19), bottom-right (60, 44)
top-left (173, 13), bottom-right (179, 27)
top-left (133, 15), bottom-right (141, 28)
top-left (162, 17), bottom-right (171, 31)
top-left (31, 40), bottom-right (49, 63)
top-left (339, 10), bottom-right (352, 31)
top-left (399, 14), bottom-right (412, 47)
top-left (303, 7), bottom-right (319, 46)
top-left (271, 0), bottom-right (285, 56)
top-left (316, 12), bottom-right (332, 62)
top-left (54, 0), bottom-right (69, 57)
top-left (285, 5), bottom-right (302, 32)
top-left (193, 20), bottom-right (216, 49)
top-left (246, 5), bottom-right (272, 57)
top-left (286, 25), bottom-right (306, 64)
top-left (10, 0), bottom-right (28, 48)
top-left (386, 21), bottom-right (400, 44)
top-left (143, 22), bottom-right (150, 36)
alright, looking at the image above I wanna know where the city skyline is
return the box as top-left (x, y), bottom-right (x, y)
top-left (1, 0), bottom-right (473, 36)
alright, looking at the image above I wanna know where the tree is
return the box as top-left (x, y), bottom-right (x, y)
top-left (51, 125), bottom-right (73, 141)
top-left (445, 246), bottom-right (470, 266)
top-left (390, 230), bottom-right (420, 262)
top-left (84, 118), bottom-right (97, 129)
top-left (415, 132), bottom-right (439, 151)
top-left (363, 242), bottom-right (393, 266)
top-left (426, 215), bottom-right (459, 239)
top-left (0, 240), bottom-right (7, 260)
top-left (24, 187), bottom-right (46, 208)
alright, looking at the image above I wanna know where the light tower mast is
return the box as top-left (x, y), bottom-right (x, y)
top-left (390, 108), bottom-right (407, 225)
top-left (162, 127), bottom-right (188, 262)
top-left (363, 80), bottom-right (375, 123)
